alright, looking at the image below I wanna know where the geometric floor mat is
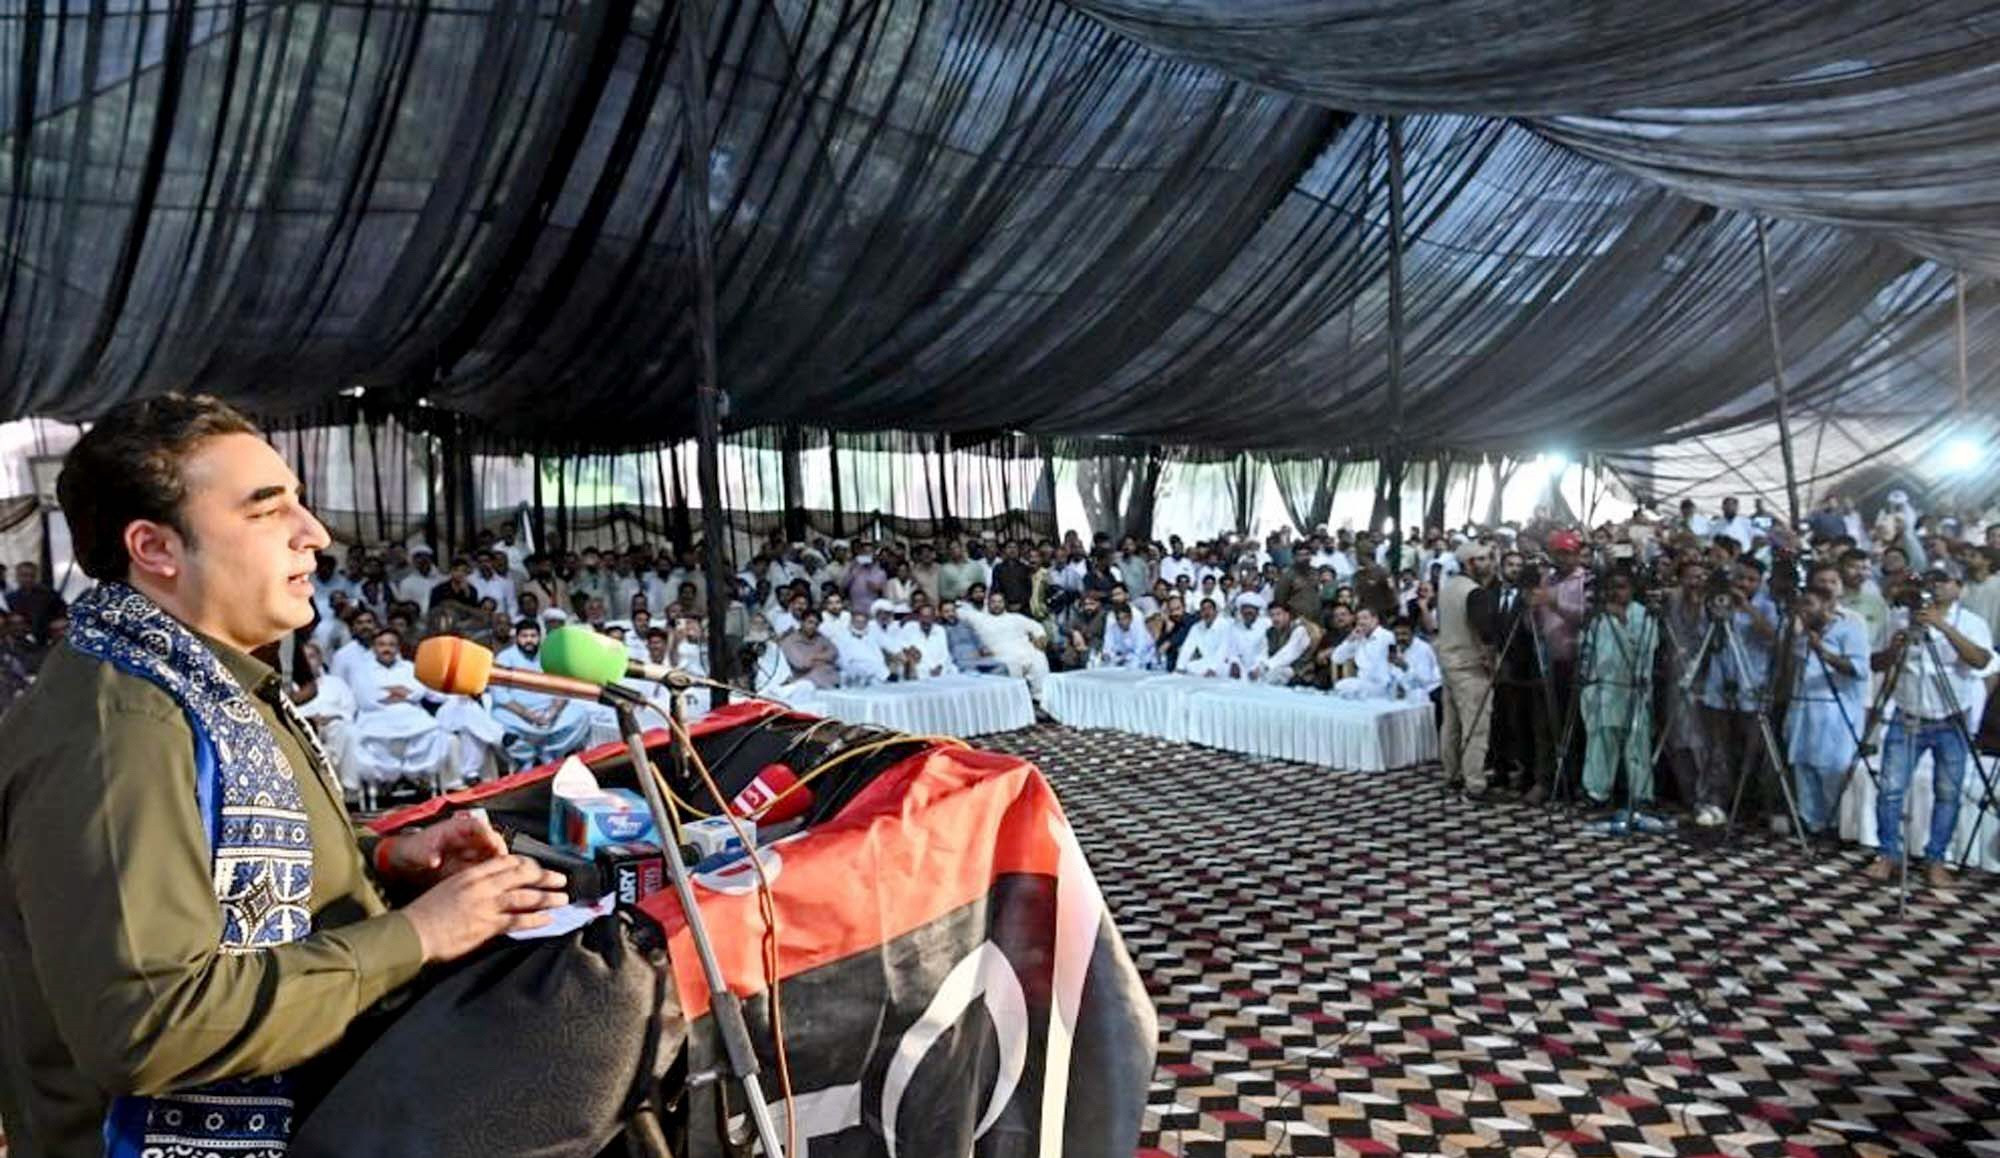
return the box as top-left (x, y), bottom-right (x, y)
top-left (977, 724), bottom-right (2000, 1158)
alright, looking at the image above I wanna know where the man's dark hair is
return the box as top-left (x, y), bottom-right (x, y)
top-left (57, 393), bottom-right (261, 582)
top-left (514, 618), bottom-right (541, 633)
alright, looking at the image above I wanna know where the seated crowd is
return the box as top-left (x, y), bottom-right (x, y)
top-left (5, 488), bottom-right (1996, 857)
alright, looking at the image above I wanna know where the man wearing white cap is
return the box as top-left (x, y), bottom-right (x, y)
top-left (1222, 592), bottom-right (1271, 680)
top-left (870, 601), bottom-right (913, 680)
top-left (1437, 541), bottom-right (1498, 797)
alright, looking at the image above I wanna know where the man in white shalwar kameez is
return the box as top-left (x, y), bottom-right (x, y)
top-left (1176, 599), bottom-right (1230, 677)
top-left (901, 603), bottom-right (957, 680)
top-left (491, 620), bottom-right (594, 768)
top-left (959, 592), bottom-right (1051, 700)
top-left (1252, 604), bottom-right (1313, 686)
top-left (1221, 593), bottom-right (1271, 681)
top-left (288, 641), bottom-right (357, 796)
top-left (345, 628), bottom-right (454, 796)
top-left (1330, 608), bottom-right (1396, 698)
top-left (1098, 605), bottom-right (1157, 669)
top-left (834, 612), bottom-right (891, 686)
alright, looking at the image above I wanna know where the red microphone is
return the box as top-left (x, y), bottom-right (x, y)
top-left (414, 636), bottom-right (632, 704)
top-left (730, 762), bottom-right (813, 823)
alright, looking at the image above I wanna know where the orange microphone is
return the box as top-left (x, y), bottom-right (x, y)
top-left (414, 636), bottom-right (639, 704)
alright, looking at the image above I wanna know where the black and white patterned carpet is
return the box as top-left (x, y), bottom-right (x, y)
top-left (978, 724), bottom-right (2000, 1158)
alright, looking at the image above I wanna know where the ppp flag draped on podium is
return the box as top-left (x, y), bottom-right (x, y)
top-left (644, 741), bottom-right (1157, 1158)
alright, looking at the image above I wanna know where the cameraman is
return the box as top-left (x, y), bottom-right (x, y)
top-left (1784, 565), bottom-right (1870, 837)
top-left (1526, 531), bottom-right (1589, 804)
top-left (1692, 557), bottom-right (1779, 829)
top-left (1658, 555), bottom-right (1712, 809)
top-left (1488, 550), bottom-right (1543, 796)
top-left (1866, 568), bottom-right (1993, 887)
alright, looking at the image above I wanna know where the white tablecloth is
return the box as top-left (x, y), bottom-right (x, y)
top-left (811, 674), bottom-right (1036, 737)
top-left (1042, 670), bottom-right (1211, 742)
top-left (1043, 670), bottom-right (1438, 771)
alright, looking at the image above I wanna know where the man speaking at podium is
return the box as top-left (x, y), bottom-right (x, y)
top-left (0, 395), bottom-right (566, 1158)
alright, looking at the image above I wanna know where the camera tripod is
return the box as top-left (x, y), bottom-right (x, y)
top-left (1544, 584), bottom-right (1664, 828)
top-left (1656, 591), bottom-right (1809, 855)
top-left (1830, 611), bottom-right (2000, 896)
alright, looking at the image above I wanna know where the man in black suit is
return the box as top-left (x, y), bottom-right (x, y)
top-left (1487, 550), bottom-right (1546, 795)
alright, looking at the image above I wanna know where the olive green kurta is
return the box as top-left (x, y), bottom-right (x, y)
top-left (0, 633), bottom-right (426, 1158)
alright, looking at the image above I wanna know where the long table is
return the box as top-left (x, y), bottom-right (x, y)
top-left (807, 673), bottom-right (1037, 738)
top-left (1044, 669), bottom-right (1438, 771)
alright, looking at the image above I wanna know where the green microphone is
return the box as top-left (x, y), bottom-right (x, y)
top-left (543, 624), bottom-right (693, 691)
top-left (542, 624), bottom-right (637, 686)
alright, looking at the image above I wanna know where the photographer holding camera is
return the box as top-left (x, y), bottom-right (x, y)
top-left (1865, 567), bottom-right (1994, 886)
top-left (1692, 557), bottom-right (1780, 829)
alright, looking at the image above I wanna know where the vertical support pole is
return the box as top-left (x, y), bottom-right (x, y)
top-left (1385, 116), bottom-right (1408, 567)
top-left (828, 434), bottom-right (846, 536)
top-left (531, 453), bottom-right (548, 551)
top-left (681, 0), bottom-right (733, 693)
top-left (1754, 216), bottom-right (1802, 528)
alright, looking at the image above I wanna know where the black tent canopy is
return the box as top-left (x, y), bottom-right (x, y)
top-left (1, 0), bottom-right (1995, 495)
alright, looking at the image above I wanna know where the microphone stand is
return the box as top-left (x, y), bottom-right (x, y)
top-left (607, 675), bottom-right (788, 1158)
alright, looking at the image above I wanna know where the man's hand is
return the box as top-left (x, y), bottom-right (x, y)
top-left (379, 812), bottom-right (508, 887)
top-left (401, 855), bottom-right (571, 965)
top-left (384, 685), bottom-right (413, 703)
top-left (1915, 605), bottom-right (1944, 630)
top-left (1529, 587), bottom-right (1549, 609)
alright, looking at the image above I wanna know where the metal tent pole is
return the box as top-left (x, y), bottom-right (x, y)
top-left (1754, 217), bottom-right (1802, 528)
top-left (680, 0), bottom-right (736, 697)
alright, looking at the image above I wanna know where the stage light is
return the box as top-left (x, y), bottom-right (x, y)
top-left (1943, 436), bottom-right (1984, 473)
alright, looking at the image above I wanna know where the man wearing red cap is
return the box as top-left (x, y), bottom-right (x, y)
top-left (1527, 530), bottom-right (1589, 804)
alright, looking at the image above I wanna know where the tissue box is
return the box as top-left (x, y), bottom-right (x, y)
top-left (552, 788), bottom-right (658, 855)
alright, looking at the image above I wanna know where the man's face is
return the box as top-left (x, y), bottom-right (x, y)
top-left (1356, 609), bottom-right (1378, 634)
top-left (917, 604), bottom-right (936, 629)
top-left (1166, 597), bottom-right (1184, 619)
top-left (647, 635), bottom-right (671, 663)
top-left (824, 594), bottom-right (845, 616)
top-left (1607, 577), bottom-right (1634, 606)
top-left (1733, 568), bottom-right (1761, 601)
top-left (351, 612), bottom-right (379, 641)
top-left (301, 642), bottom-right (325, 677)
top-left (414, 553), bottom-right (434, 573)
top-left (451, 562), bottom-right (472, 584)
top-left (1393, 624), bottom-right (1413, 649)
top-left (987, 593), bottom-right (1007, 615)
top-left (1238, 604), bottom-right (1259, 626)
top-left (1197, 601), bottom-right (1216, 624)
top-left (1883, 548), bottom-right (1908, 575)
top-left (1114, 608), bottom-right (1134, 630)
top-left (939, 602), bottom-right (957, 624)
top-left (582, 551), bottom-right (601, 571)
top-left (515, 626), bottom-right (541, 657)
top-left (1930, 574), bottom-right (1961, 608)
top-left (519, 592), bottom-right (541, 618)
top-left (1722, 497), bottom-right (1740, 518)
top-left (160, 433), bottom-right (332, 648)
top-left (1109, 588), bottom-right (1129, 609)
top-left (1810, 568), bottom-right (1843, 602)
top-left (1968, 552), bottom-right (1993, 582)
top-left (1270, 607), bottom-right (1291, 630)
top-left (1840, 556), bottom-right (1868, 590)
top-left (1501, 553), bottom-right (1522, 582)
top-left (1003, 541), bottom-right (1019, 561)
top-left (788, 594), bottom-right (807, 616)
top-left (371, 631), bottom-right (401, 666)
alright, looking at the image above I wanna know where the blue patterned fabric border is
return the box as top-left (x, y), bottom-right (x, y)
top-left (69, 583), bottom-right (313, 1158)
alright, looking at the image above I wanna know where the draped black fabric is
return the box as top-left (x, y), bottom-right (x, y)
top-left (1268, 456), bottom-right (1341, 534)
top-left (3, 0), bottom-right (1998, 504)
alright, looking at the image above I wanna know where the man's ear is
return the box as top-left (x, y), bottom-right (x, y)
top-left (124, 519), bottom-right (185, 582)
